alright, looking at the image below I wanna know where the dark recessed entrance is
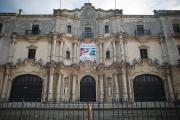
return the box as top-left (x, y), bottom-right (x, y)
top-left (9, 74), bottom-right (43, 102)
top-left (80, 76), bottom-right (96, 102)
top-left (133, 74), bottom-right (166, 102)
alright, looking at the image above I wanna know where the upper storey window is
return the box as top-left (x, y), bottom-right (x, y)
top-left (136, 25), bottom-right (144, 35)
top-left (178, 47), bottom-right (180, 56)
top-left (140, 49), bottom-right (148, 59)
top-left (28, 49), bottom-right (36, 59)
top-left (85, 27), bottom-right (92, 32)
top-left (106, 51), bottom-right (110, 59)
top-left (83, 27), bottom-right (93, 38)
top-left (135, 24), bottom-right (150, 36)
top-left (66, 51), bottom-right (70, 59)
top-left (0, 23), bottom-right (2, 33)
top-left (67, 25), bottom-right (71, 33)
top-left (32, 25), bottom-right (40, 34)
top-left (173, 23), bottom-right (180, 33)
top-left (105, 25), bottom-right (109, 33)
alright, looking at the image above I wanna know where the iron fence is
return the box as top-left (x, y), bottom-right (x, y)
top-left (0, 99), bottom-right (180, 120)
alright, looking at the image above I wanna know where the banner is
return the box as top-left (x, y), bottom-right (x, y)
top-left (80, 43), bottom-right (96, 62)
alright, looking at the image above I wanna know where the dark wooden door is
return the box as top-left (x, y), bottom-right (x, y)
top-left (9, 74), bottom-right (42, 102)
top-left (133, 74), bottom-right (166, 101)
top-left (80, 76), bottom-right (96, 102)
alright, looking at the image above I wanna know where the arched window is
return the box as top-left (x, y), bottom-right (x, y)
top-left (80, 76), bottom-right (96, 102)
top-left (67, 25), bottom-right (71, 33)
top-left (9, 74), bottom-right (43, 102)
top-left (133, 74), bottom-right (166, 102)
top-left (106, 51), bottom-right (110, 59)
top-left (66, 51), bottom-right (70, 59)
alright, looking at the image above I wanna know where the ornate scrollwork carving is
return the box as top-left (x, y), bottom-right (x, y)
top-left (80, 61), bottom-right (96, 74)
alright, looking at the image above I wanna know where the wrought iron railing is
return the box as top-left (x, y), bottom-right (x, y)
top-left (0, 98), bottom-right (179, 120)
top-left (25, 30), bottom-right (41, 35)
top-left (135, 29), bottom-right (151, 36)
top-left (82, 32), bottom-right (94, 40)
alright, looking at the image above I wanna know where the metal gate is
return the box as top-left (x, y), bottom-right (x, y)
top-left (9, 74), bottom-right (43, 102)
top-left (133, 74), bottom-right (166, 101)
top-left (80, 76), bottom-right (96, 102)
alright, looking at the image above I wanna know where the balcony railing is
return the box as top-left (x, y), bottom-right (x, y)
top-left (135, 29), bottom-right (151, 36)
top-left (172, 32), bottom-right (180, 38)
top-left (25, 29), bottom-right (41, 35)
top-left (82, 32), bottom-right (94, 40)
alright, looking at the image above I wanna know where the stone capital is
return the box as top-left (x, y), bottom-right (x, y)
top-left (49, 67), bottom-right (55, 74)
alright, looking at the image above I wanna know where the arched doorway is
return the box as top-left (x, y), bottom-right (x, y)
top-left (80, 76), bottom-right (96, 102)
top-left (9, 74), bottom-right (43, 102)
top-left (133, 74), bottom-right (166, 102)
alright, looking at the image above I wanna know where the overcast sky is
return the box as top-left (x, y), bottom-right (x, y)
top-left (0, 0), bottom-right (180, 15)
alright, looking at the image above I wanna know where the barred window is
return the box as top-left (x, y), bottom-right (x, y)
top-left (28, 49), bottom-right (36, 59)
top-left (85, 27), bottom-right (92, 32)
top-left (105, 25), bottom-right (109, 33)
top-left (0, 23), bottom-right (2, 33)
top-left (173, 23), bottom-right (180, 33)
top-left (178, 47), bottom-right (180, 56)
top-left (137, 25), bottom-right (144, 34)
top-left (67, 25), bottom-right (71, 33)
top-left (106, 51), bottom-right (110, 59)
top-left (140, 49), bottom-right (148, 59)
top-left (32, 25), bottom-right (40, 34)
top-left (66, 51), bottom-right (70, 59)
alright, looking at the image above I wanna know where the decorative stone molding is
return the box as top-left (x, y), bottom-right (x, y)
top-left (134, 35), bottom-right (152, 43)
top-left (130, 58), bottom-right (161, 67)
top-left (80, 61), bottom-right (96, 74)
top-left (25, 35), bottom-right (41, 43)
top-left (27, 45), bottom-right (38, 49)
top-left (16, 58), bottom-right (44, 68)
top-left (138, 45), bottom-right (149, 49)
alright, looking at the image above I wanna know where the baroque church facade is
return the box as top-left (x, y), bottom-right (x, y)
top-left (0, 3), bottom-right (180, 102)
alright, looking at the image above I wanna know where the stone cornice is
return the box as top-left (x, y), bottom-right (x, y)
top-left (128, 58), bottom-right (168, 69)
top-left (14, 34), bottom-right (50, 43)
top-left (96, 32), bottom-right (125, 43)
top-left (57, 33), bottom-right (80, 43)
top-left (127, 35), bottom-right (161, 43)
top-left (14, 58), bottom-right (45, 68)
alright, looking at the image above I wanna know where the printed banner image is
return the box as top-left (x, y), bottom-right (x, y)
top-left (80, 43), bottom-right (96, 62)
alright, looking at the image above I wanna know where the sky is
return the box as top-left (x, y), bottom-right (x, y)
top-left (0, 0), bottom-right (180, 15)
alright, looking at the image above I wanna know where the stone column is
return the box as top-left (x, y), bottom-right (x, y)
top-left (42, 77), bottom-right (48, 102)
top-left (1, 69), bottom-right (10, 100)
top-left (99, 74), bottom-right (104, 102)
top-left (56, 72), bottom-right (62, 101)
top-left (76, 43), bottom-right (79, 64)
top-left (120, 34), bottom-right (125, 62)
top-left (112, 41), bottom-right (117, 62)
top-left (8, 34), bottom-right (16, 63)
top-left (167, 73), bottom-right (175, 100)
top-left (52, 33), bottom-right (57, 61)
top-left (99, 43), bottom-right (103, 64)
top-left (59, 41), bottom-right (64, 62)
top-left (160, 35), bottom-right (168, 63)
top-left (48, 67), bottom-right (54, 101)
top-left (72, 74), bottom-right (76, 101)
top-left (122, 68), bottom-right (128, 101)
top-left (114, 74), bottom-right (119, 101)
top-left (73, 43), bottom-right (77, 64)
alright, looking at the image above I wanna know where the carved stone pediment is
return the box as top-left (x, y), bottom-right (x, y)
top-left (25, 35), bottom-right (41, 43)
top-left (59, 33), bottom-right (79, 42)
top-left (16, 58), bottom-right (44, 68)
top-left (80, 61), bottom-right (96, 74)
top-left (134, 35), bottom-right (152, 43)
top-left (130, 58), bottom-right (161, 68)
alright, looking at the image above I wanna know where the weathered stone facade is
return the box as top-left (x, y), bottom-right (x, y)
top-left (0, 3), bottom-right (180, 102)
